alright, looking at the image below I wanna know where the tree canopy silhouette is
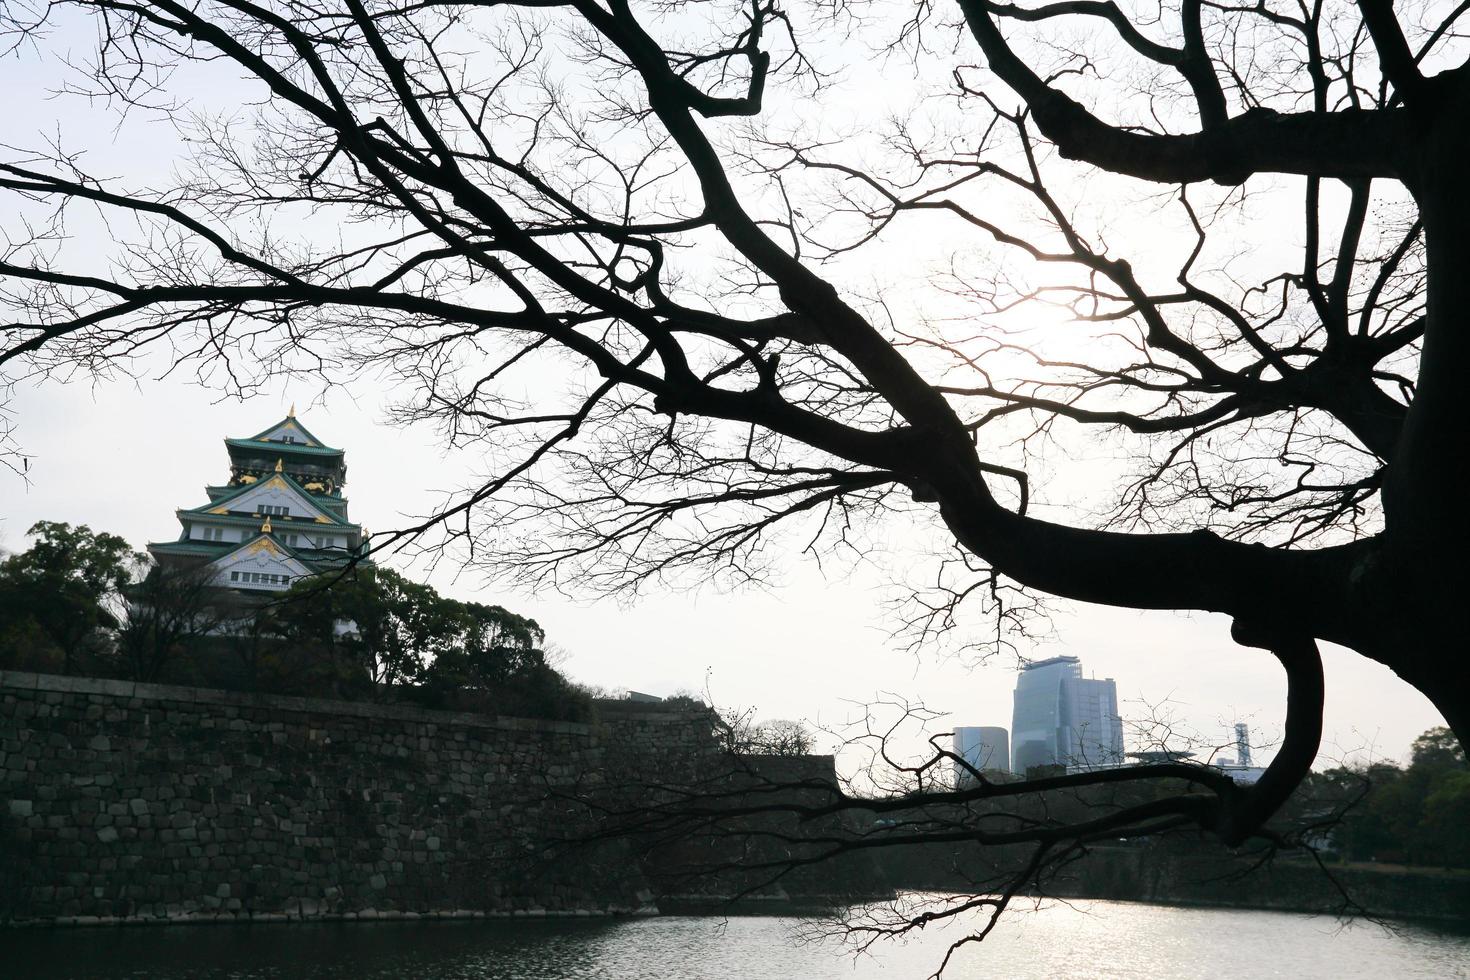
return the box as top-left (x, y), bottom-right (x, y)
top-left (3, 0), bottom-right (1467, 930)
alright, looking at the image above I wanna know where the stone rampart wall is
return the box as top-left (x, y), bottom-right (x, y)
top-left (0, 671), bottom-right (712, 926)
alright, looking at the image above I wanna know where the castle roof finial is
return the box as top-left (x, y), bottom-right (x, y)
top-left (261, 517), bottom-right (273, 534)
top-left (275, 458), bottom-right (284, 472)
top-left (287, 402), bottom-right (296, 418)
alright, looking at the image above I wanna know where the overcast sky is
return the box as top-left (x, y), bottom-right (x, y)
top-left (0, 4), bottom-right (1446, 771)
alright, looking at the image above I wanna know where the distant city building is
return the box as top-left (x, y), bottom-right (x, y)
top-left (1127, 724), bottom-right (1266, 784)
top-left (1233, 722), bottom-right (1253, 767)
top-left (953, 726), bottom-right (1010, 785)
top-left (146, 409), bottom-right (371, 624)
top-left (1010, 656), bottom-right (1124, 773)
top-left (1213, 723), bottom-right (1266, 783)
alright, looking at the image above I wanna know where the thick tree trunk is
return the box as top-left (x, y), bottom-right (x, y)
top-left (1393, 633), bottom-right (1470, 753)
top-left (1378, 79), bottom-right (1470, 751)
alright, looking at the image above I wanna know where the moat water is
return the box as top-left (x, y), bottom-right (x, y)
top-left (9, 900), bottom-right (1470, 979)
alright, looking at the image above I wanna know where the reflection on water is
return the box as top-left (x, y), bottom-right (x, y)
top-left (8, 900), bottom-right (1470, 980)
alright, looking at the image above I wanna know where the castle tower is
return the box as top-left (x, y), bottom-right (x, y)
top-left (146, 410), bottom-right (370, 596)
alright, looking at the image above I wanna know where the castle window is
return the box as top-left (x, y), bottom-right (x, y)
top-left (230, 571), bottom-right (239, 582)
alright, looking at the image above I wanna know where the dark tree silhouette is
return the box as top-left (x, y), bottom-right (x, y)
top-left (116, 561), bottom-right (231, 682)
top-left (0, 521), bottom-right (139, 674)
top-left (2, 0), bottom-right (1467, 950)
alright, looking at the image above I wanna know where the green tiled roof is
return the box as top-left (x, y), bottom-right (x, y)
top-left (244, 414), bottom-right (340, 451)
top-left (175, 510), bottom-right (361, 535)
top-left (180, 471), bottom-right (351, 526)
top-left (150, 534), bottom-right (371, 572)
top-left (225, 438), bottom-right (344, 458)
top-left (148, 540), bottom-right (231, 558)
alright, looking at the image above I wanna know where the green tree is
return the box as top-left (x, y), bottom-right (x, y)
top-left (115, 562), bottom-right (228, 682)
top-left (0, 521), bottom-right (140, 674)
top-left (1401, 726), bottom-right (1470, 865)
top-left (421, 599), bottom-right (587, 719)
top-left (1352, 765), bottom-right (1407, 862)
top-left (1421, 770), bottom-right (1470, 869)
top-left (327, 568), bottom-right (447, 689)
top-left (1410, 727), bottom-right (1467, 773)
top-left (255, 567), bottom-right (581, 716)
top-left (423, 600), bottom-right (545, 690)
top-left (1303, 727), bottom-right (1470, 867)
top-left (253, 568), bottom-right (422, 696)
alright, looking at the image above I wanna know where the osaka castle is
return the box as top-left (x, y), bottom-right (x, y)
top-left (147, 410), bottom-right (371, 599)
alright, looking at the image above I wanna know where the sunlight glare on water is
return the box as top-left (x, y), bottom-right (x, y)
top-left (8, 900), bottom-right (1470, 980)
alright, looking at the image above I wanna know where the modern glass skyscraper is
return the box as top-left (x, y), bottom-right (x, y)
top-left (1010, 656), bottom-right (1124, 773)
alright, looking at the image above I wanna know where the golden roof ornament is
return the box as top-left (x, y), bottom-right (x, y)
top-left (287, 402), bottom-right (296, 418)
top-left (261, 517), bottom-right (273, 534)
top-left (275, 458), bottom-right (284, 472)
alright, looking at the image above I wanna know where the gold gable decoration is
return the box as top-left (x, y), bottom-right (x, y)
top-left (275, 458), bottom-right (284, 472)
